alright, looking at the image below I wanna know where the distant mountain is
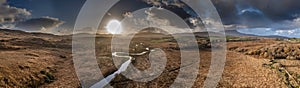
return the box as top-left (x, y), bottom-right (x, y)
top-left (173, 29), bottom-right (289, 39)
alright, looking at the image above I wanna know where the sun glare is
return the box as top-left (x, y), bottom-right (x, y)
top-left (106, 20), bottom-right (122, 34)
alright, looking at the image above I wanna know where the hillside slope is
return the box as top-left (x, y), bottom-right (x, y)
top-left (0, 29), bottom-right (296, 87)
top-left (0, 29), bottom-right (79, 87)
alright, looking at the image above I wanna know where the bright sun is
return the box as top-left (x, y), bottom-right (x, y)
top-left (106, 20), bottom-right (122, 34)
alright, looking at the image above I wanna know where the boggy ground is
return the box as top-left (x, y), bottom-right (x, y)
top-left (0, 29), bottom-right (79, 87)
top-left (0, 29), bottom-right (299, 87)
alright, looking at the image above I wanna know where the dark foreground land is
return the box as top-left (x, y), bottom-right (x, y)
top-left (0, 29), bottom-right (299, 88)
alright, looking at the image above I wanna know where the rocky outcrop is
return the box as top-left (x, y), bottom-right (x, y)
top-left (231, 44), bottom-right (300, 60)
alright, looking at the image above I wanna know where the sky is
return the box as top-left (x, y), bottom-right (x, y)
top-left (1, 0), bottom-right (300, 37)
top-left (6, 0), bottom-right (85, 30)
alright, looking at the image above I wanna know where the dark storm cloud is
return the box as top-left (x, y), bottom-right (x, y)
top-left (212, 0), bottom-right (300, 24)
top-left (141, 0), bottom-right (204, 29)
top-left (0, 0), bottom-right (31, 23)
top-left (142, 0), bottom-right (197, 17)
top-left (15, 17), bottom-right (64, 32)
top-left (143, 0), bottom-right (300, 26)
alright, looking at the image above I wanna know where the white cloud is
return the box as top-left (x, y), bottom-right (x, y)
top-left (121, 7), bottom-right (197, 34)
top-left (122, 12), bottom-right (133, 18)
top-left (143, 0), bottom-right (184, 7)
top-left (0, 2), bottom-right (31, 23)
top-left (0, 1), bottom-right (68, 35)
